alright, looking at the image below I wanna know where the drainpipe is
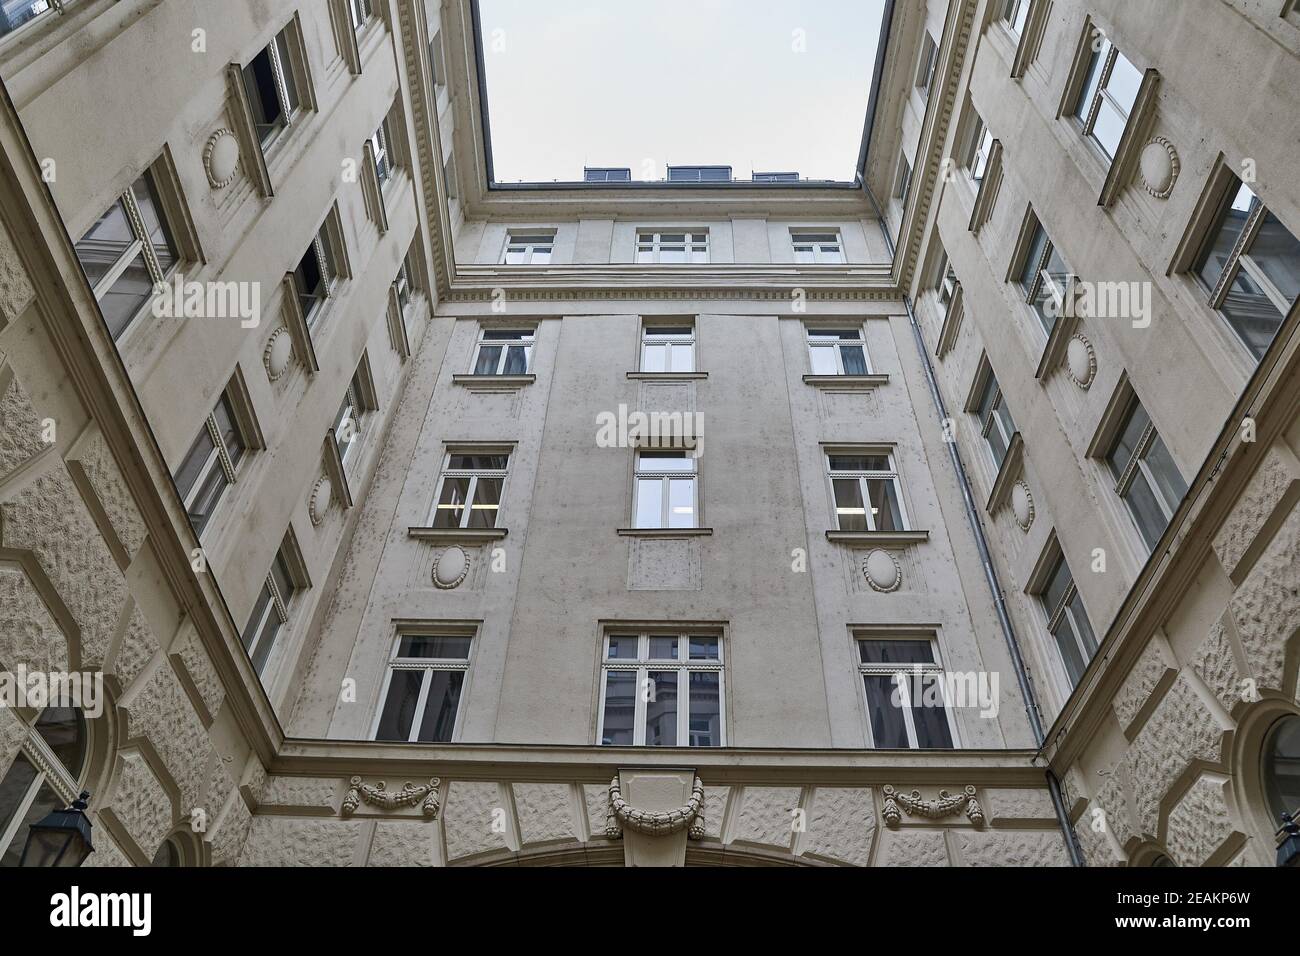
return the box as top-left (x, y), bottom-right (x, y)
top-left (867, 190), bottom-right (1084, 866)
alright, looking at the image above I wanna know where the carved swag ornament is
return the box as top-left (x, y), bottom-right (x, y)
top-left (341, 776), bottom-right (441, 819)
top-left (882, 784), bottom-right (984, 827)
top-left (605, 774), bottom-right (706, 840)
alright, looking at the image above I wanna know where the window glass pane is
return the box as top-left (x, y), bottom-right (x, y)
top-left (858, 640), bottom-right (934, 665)
top-left (1107, 400), bottom-right (1149, 481)
top-left (0, 751), bottom-right (39, 844)
top-left (249, 614), bottom-right (281, 674)
top-left (187, 465), bottom-right (229, 535)
top-left (99, 252), bottom-right (153, 340)
top-left (864, 675), bottom-right (910, 748)
top-left (1263, 716), bottom-right (1300, 824)
top-left (833, 478), bottom-right (867, 531)
top-left (688, 637), bottom-right (719, 660)
top-left (397, 635), bottom-right (472, 659)
top-left (642, 343), bottom-right (667, 372)
top-left (644, 671), bottom-right (678, 746)
top-left (1105, 52), bottom-right (1143, 112)
top-left (270, 553), bottom-right (295, 603)
top-left (1220, 265), bottom-right (1284, 360)
top-left (1043, 557), bottom-right (1071, 616)
top-left (808, 345), bottom-right (838, 375)
top-left (840, 345), bottom-right (868, 376)
top-left (175, 426), bottom-right (216, 501)
top-left (648, 637), bottom-right (678, 660)
top-left (911, 676), bottom-right (954, 748)
top-left (433, 476), bottom-right (470, 528)
top-left (1247, 211), bottom-right (1300, 308)
top-left (467, 476), bottom-right (502, 529)
top-left (601, 671), bottom-right (636, 745)
top-left (667, 478), bottom-right (695, 528)
top-left (35, 707), bottom-right (85, 776)
top-left (503, 345), bottom-right (529, 375)
top-left (1091, 98), bottom-right (1126, 159)
top-left (688, 672), bottom-right (721, 747)
top-left (1124, 470), bottom-right (1168, 550)
top-left (1197, 182), bottom-right (1255, 290)
top-left (1074, 43), bottom-right (1106, 121)
top-left (606, 635), bottom-right (639, 659)
top-left (1068, 591), bottom-right (1097, 655)
top-left (866, 478), bottom-right (904, 531)
top-left (131, 173), bottom-right (177, 273)
top-left (1052, 619), bottom-right (1088, 688)
top-left (985, 416), bottom-right (1009, 467)
top-left (1142, 433), bottom-right (1187, 515)
top-left (274, 31), bottom-right (300, 113)
top-left (416, 671), bottom-right (464, 742)
top-left (241, 584), bottom-right (274, 652)
top-left (638, 451), bottom-right (694, 472)
top-left (668, 343), bottom-right (694, 373)
top-left (243, 49), bottom-right (284, 143)
top-left (1019, 225), bottom-right (1048, 290)
top-left (213, 397), bottom-right (244, 466)
top-left (75, 200), bottom-right (136, 289)
top-left (635, 477), bottom-right (662, 528)
top-left (0, 781), bottom-right (62, 868)
top-left (375, 670), bottom-right (424, 741)
top-left (472, 341), bottom-right (500, 373)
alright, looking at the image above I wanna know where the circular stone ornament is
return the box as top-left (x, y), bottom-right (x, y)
top-left (263, 326), bottom-right (295, 381)
top-left (1011, 480), bottom-right (1035, 533)
top-left (863, 549), bottom-right (902, 593)
top-left (203, 128), bottom-right (240, 189)
top-left (433, 546), bottom-right (470, 590)
top-left (1139, 137), bottom-right (1179, 199)
top-left (309, 475), bottom-right (333, 527)
top-left (1065, 333), bottom-right (1097, 389)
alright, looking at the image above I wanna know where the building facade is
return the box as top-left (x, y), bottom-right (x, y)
top-left (0, 0), bottom-right (1295, 867)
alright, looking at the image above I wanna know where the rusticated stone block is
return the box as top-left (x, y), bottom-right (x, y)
top-left (258, 776), bottom-right (340, 812)
top-left (732, 786), bottom-right (801, 851)
top-left (1191, 620), bottom-right (1245, 713)
top-left (104, 750), bottom-right (175, 860)
top-left (983, 788), bottom-right (1058, 825)
top-left (0, 563), bottom-right (67, 675)
top-left (1125, 674), bottom-right (1226, 835)
top-left (0, 705), bottom-right (27, 779)
top-left (801, 787), bottom-right (874, 866)
top-left (237, 817), bottom-right (364, 866)
top-left (111, 604), bottom-right (158, 691)
top-left (1073, 813), bottom-right (1124, 867)
top-left (369, 821), bottom-right (436, 866)
top-left (443, 781), bottom-right (511, 861)
top-left (513, 783), bottom-right (577, 847)
top-left (1165, 775), bottom-right (1239, 867)
top-left (1213, 446), bottom-right (1297, 579)
top-left (582, 783), bottom-right (612, 839)
top-left (1229, 508), bottom-right (1300, 693)
top-left (878, 828), bottom-right (949, 866)
top-left (956, 830), bottom-right (1070, 866)
top-left (209, 792), bottom-right (253, 866)
top-left (0, 468), bottom-right (127, 667)
top-left (202, 754), bottom-right (235, 826)
top-left (0, 220), bottom-right (35, 325)
top-left (170, 622), bottom-right (224, 724)
top-left (70, 430), bottom-right (146, 561)
top-left (1112, 639), bottom-right (1175, 733)
top-left (0, 374), bottom-right (45, 482)
top-left (700, 784), bottom-right (728, 840)
top-left (1093, 769), bottom-right (1138, 848)
top-left (1059, 766), bottom-right (1088, 820)
top-left (121, 664), bottom-right (211, 809)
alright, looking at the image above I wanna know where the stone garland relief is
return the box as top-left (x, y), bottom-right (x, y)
top-left (882, 784), bottom-right (984, 827)
top-left (341, 776), bottom-right (441, 819)
top-left (605, 774), bottom-right (706, 840)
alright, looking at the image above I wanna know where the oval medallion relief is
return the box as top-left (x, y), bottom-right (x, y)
top-left (1065, 333), bottom-right (1096, 389)
top-left (1138, 137), bottom-right (1180, 200)
top-left (309, 475), bottom-right (333, 527)
top-left (263, 326), bottom-right (295, 381)
top-left (863, 549), bottom-right (902, 593)
top-left (1011, 480), bottom-right (1035, 533)
top-left (433, 546), bottom-right (470, 590)
top-left (203, 128), bottom-right (240, 189)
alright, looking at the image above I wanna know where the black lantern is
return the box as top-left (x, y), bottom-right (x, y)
top-left (1277, 811), bottom-right (1300, 868)
top-left (19, 791), bottom-right (95, 867)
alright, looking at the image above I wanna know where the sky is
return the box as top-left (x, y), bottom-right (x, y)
top-left (476, 0), bottom-right (888, 183)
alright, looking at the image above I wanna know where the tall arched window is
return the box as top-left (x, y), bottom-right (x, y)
top-left (1263, 714), bottom-right (1300, 825)
top-left (0, 707), bottom-right (87, 866)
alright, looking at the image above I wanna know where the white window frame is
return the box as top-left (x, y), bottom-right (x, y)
top-left (826, 451), bottom-right (910, 532)
top-left (596, 632), bottom-right (726, 747)
top-left (294, 221), bottom-right (339, 331)
top-left (241, 547), bottom-right (299, 675)
top-left (894, 154), bottom-right (912, 206)
top-left (0, 0), bottom-right (62, 48)
top-left (0, 709), bottom-right (86, 863)
top-left (805, 325), bottom-right (871, 376)
top-left (936, 255), bottom-right (960, 317)
top-left (332, 369), bottom-right (370, 469)
top-left (370, 632), bottom-right (473, 744)
top-left (791, 230), bottom-right (846, 264)
top-left (176, 392), bottom-right (248, 537)
top-left (1104, 395), bottom-right (1186, 549)
top-left (241, 23), bottom-right (305, 150)
top-left (428, 450), bottom-right (511, 529)
top-left (1036, 551), bottom-right (1098, 690)
top-left (348, 0), bottom-right (373, 31)
top-left (502, 231), bottom-right (554, 265)
top-left (1002, 0), bottom-right (1031, 35)
top-left (855, 635), bottom-right (960, 749)
top-left (636, 231), bottom-right (709, 264)
top-left (640, 321), bottom-right (696, 373)
top-left (470, 326), bottom-right (535, 376)
top-left (633, 449), bottom-right (698, 529)
top-left (1017, 219), bottom-right (1071, 335)
top-left (369, 114), bottom-right (394, 187)
top-left (973, 365), bottom-right (1016, 471)
top-left (963, 115), bottom-right (994, 182)
top-left (915, 32), bottom-right (938, 99)
top-left (1072, 27), bottom-right (1142, 163)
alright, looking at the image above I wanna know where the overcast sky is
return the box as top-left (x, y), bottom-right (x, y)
top-left (476, 0), bottom-right (888, 183)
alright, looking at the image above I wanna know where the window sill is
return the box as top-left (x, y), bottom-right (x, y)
top-left (626, 371), bottom-right (708, 380)
top-left (825, 530), bottom-right (929, 546)
top-left (617, 527), bottom-right (713, 538)
top-left (802, 374), bottom-right (889, 390)
top-left (451, 374), bottom-right (536, 391)
top-left (986, 433), bottom-right (1025, 515)
top-left (408, 527), bottom-right (508, 543)
top-left (1035, 309), bottom-right (1079, 381)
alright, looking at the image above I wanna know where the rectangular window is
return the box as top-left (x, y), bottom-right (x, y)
top-left (598, 632), bottom-right (724, 747)
top-left (666, 165), bottom-right (732, 183)
top-left (348, 0), bottom-right (373, 31)
top-left (369, 113), bottom-right (396, 186)
top-left (633, 450), bottom-right (698, 529)
top-left (584, 167), bottom-right (632, 182)
top-left (915, 32), bottom-right (938, 99)
top-left (857, 636), bottom-right (955, 749)
top-left (640, 321), bottom-right (695, 373)
top-left (792, 231), bottom-right (845, 264)
top-left (0, 0), bottom-right (58, 42)
top-left (292, 222), bottom-right (337, 329)
top-left (430, 451), bottom-right (509, 530)
top-left (753, 171), bottom-right (800, 183)
top-left (502, 232), bottom-right (554, 265)
top-left (241, 547), bottom-right (300, 675)
top-left (936, 255), bottom-right (960, 318)
top-left (1104, 395), bottom-right (1187, 550)
top-left (973, 366), bottom-right (1016, 470)
top-left (173, 393), bottom-right (247, 536)
top-left (894, 154), bottom-right (912, 207)
top-left (74, 168), bottom-right (179, 340)
top-left (374, 633), bottom-right (473, 743)
top-left (471, 327), bottom-right (534, 375)
top-left (1002, 0), bottom-right (1031, 35)
top-left (331, 365), bottom-right (371, 470)
top-left (394, 244), bottom-right (417, 309)
top-left (1193, 176), bottom-right (1300, 360)
top-left (636, 231), bottom-right (709, 264)
top-left (1036, 552), bottom-right (1098, 689)
top-left (1017, 219), bottom-right (1071, 335)
top-left (806, 327), bottom-right (870, 376)
top-left (827, 452), bottom-right (907, 532)
top-left (963, 115), bottom-right (994, 182)
top-left (1072, 27), bottom-right (1143, 162)
top-left (241, 24), bottom-right (303, 147)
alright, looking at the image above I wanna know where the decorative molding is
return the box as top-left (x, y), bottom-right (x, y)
top-left (1065, 332), bottom-right (1097, 389)
top-left (825, 530), bottom-right (929, 546)
top-left (432, 545), bottom-right (471, 589)
top-left (308, 474), bottom-right (333, 526)
top-left (882, 784), bottom-right (984, 827)
top-left (262, 326), bottom-right (294, 381)
top-left (203, 128), bottom-right (240, 189)
top-left (802, 373), bottom-right (889, 390)
top-left (1139, 136), bottom-right (1180, 200)
top-left (863, 548), bottom-right (903, 593)
top-left (987, 432), bottom-right (1025, 516)
top-left (341, 776), bottom-right (440, 818)
top-left (451, 373), bottom-right (535, 391)
top-left (280, 274), bottom-right (319, 374)
top-left (1099, 69), bottom-right (1162, 208)
top-left (1012, 479), bottom-right (1036, 533)
top-left (409, 526), bottom-right (506, 543)
top-left (225, 63), bottom-right (273, 198)
top-left (605, 774), bottom-right (705, 840)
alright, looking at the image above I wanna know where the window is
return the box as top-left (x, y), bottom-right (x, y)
top-left (792, 231), bottom-right (845, 264)
top-left (856, 636), bottom-right (955, 749)
top-left (963, 114), bottom-right (994, 182)
top-left (973, 366), bottom-right (1016, 470)
top-left (74, 168), bottom-right (178, 340)
top-left (640, 321), bottom-right (695, 373)
top-left (827, 452), bottom-right (908, 532)
top-left (1104, 395), bottom-right (1187, 550)
top-left (292, 222), bottom-right (338, 329)
top-left (241, 545), bottom-right (302, 674)
top-left (1072, 27), bottom-right (1143, 162)
top-left (636, 231), bottom-right (709, 264)
top-left (598, 632), bottom-right (724, 747)
top-left (1036, 551), bottom-right (1098, 689)
top-left (0, 0), bottom-right (58, 42)
top-left (394, 245), bottom-right (416, 309)
top-left (241, 24), bottom-right (303, 147)
top-left (430, 452), bottom-right (509, 529)
top-left (0, 707), bottom-right (87, 867)
top-left (633, 450), bottom-right (697, 529)
top-left (174, 392), bottom-right (247, 536)
top-left (584, 167), bottom-right (631, 182)
top-left (806, 327), bottom-right (870, 376)
top-left (936, 255), bottom-right (960, 318)
top-left (471, 327), bottom-right (533, 375)
top-left (348, 0), bottom-right (372, 31)
top-left (894, 154), bottom-right (912, 207)
top-left (667, 165), bottom-right (732, 183)
top-left (1194, 176), bottom-right (1300, 360)
top-left (373, 633), bottom-right (473, 743)
top-left (915, 32), bottom-right (938, 99)
top-left (331, 364), bottom-right (372, 469)
top-left (369, 113), bottom-right (396, 186)
top-left (1001, 0), bottom-right (1031, 35)
top-left (1017, 219), bottom-right (1072, 335)
top-left (503, 232), bottom-right (554, 265)
top-left (753, 171), bottom-right (800, 183)
top-left (1262, 715), bottom-right (1300, 826)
